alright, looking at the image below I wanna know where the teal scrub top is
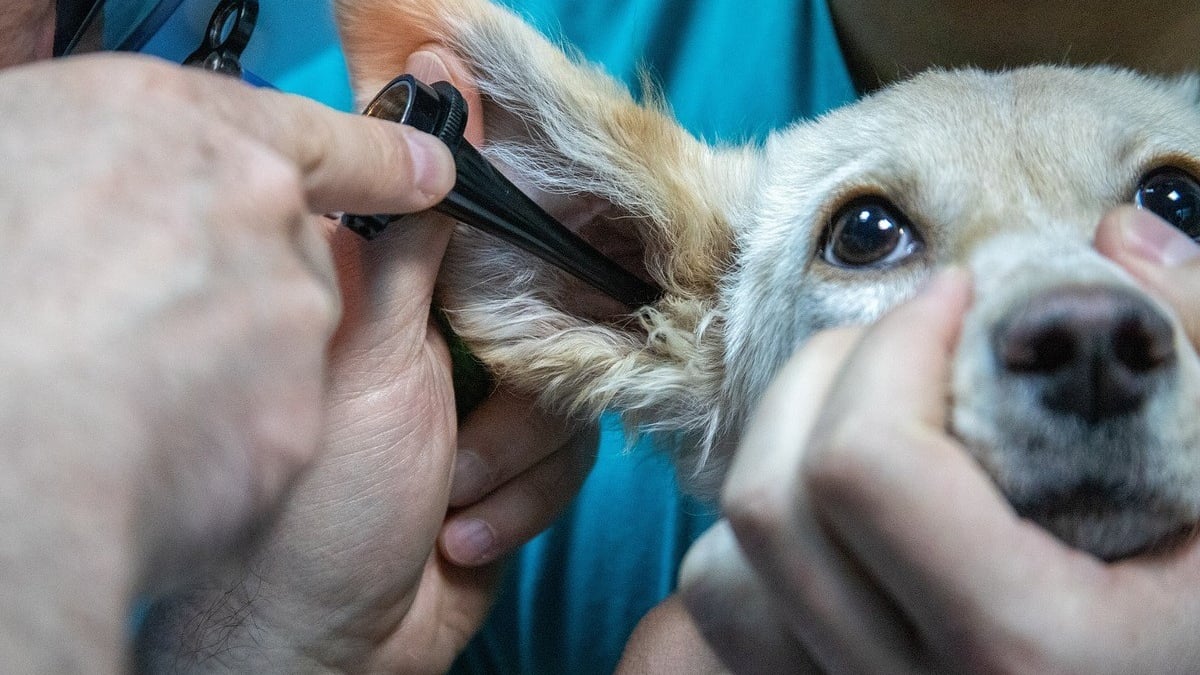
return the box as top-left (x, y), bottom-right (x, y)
top-left (453, 1), bottom-right (856, 672)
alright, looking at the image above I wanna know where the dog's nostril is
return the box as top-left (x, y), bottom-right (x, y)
top-left (994, 286), bottom-right (1177, 423)
top-left (1114, 315), bottom-right (1175, 372)
top-left (1001, 324), bottom-right (1076, 373)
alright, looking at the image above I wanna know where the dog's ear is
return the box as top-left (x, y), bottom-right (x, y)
top-left (336, 0), bottom-right (755, 481)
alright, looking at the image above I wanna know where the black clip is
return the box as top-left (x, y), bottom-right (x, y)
top-left (183, 0), bottom-right (259, 78)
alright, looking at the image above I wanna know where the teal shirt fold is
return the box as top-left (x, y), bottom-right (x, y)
top-left (454, 2), bottom-right (855, 672)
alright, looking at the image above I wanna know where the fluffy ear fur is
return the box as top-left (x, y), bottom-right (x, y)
top-left (336, 0), bottom-right (756, 490)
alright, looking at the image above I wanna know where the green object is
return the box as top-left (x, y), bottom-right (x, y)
top-left (437, 312), bottom-right (494, 419)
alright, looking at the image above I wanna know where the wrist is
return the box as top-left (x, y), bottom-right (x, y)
top-left (134, 572), bottom-right (351, 674)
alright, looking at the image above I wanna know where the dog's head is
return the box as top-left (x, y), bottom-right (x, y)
top-left (338, 0), bottom-right (1200, 559)
top-left (739, 69), bottom-right (1200, 559)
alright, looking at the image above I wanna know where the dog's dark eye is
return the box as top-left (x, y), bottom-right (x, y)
top-left (822, 197), bottom-right (922, 268)
top-left (1135, 167), bottom-right (1200, 240)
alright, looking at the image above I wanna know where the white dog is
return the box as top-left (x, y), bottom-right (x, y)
top-left (338, 0), bottom-right (1200, 561)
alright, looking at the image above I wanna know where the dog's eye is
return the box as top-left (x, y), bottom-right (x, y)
top-left (822, 198), bottom-right (923, 268)
top-left (1135, 167), bottom-right (1200, 240)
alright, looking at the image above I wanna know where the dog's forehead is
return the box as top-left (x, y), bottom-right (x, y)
top-left (762, 66), bottom-right (1200, 246)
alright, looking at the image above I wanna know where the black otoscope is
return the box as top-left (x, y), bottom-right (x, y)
top-left (341, 75), bottom-right (663, 309)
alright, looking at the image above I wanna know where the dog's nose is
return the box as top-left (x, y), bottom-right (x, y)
top-left (994, 286), bottom-right (1176, 423)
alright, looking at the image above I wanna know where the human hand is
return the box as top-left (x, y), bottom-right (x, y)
top-left (440, 388), bottom-right (597, 568)
top-left (135, 49), bottom-right (596, 673)
top-left (0, 53), bottom-right (453, 671)
top-left (679, 214), bottom-right (1200, 673)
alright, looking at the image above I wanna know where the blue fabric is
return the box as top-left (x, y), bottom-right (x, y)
top-left (453, 2), bottom-right (856, 673)
top-left (124, 0), bottom-right (355, 109)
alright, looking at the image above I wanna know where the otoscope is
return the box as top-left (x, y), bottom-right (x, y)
top-left (341, 75), bottom-right (663, 309)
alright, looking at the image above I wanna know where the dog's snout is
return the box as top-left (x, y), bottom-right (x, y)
top-left (994, 286), bottom-right (1176, 423)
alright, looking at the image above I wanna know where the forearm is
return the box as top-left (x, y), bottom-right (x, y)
top-left (830, 0), bottom-right (1200, 91)
top-left (134, 572), bottom-right (367, 674)
top-left (133, 580), bottom-right (319, 674)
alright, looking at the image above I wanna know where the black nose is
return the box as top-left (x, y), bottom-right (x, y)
top-left (994, 286), bottom-right (1176, 424)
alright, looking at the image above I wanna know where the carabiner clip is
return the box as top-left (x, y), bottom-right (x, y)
top-left (183, 0), bottom-right (259, 78)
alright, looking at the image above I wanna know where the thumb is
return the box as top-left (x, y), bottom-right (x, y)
top-left (329, 50), bottom-right (464, 343)
top-left (1095, 206), bottom-right (1200, 345)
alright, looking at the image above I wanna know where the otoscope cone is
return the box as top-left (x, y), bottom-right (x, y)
top-left (341, 74), bottom-right (662, 309)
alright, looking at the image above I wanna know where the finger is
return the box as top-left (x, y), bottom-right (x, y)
top-left (439, 425), bottom-right (598, 567)
top-left (678, 521), bottom-right (820, 674)
top-left (616, 594), bottom-right (733, 675)
top-left (178, 58), bottom-right (456, 215)
top-left (205, 129), bottom-right (342, 317)
top-left (1094, 205), bottom-right (1200, 345)
top-left (803, 268), bottom-right (1087, 666)
top-left (325, 49), bottom-right (466, 351)
top-left (723, 325), bottom-right (924, 672)
top-left (722, 325), bottom-right (863, 507)
top-left (450, 391), bottom-right (576, 508)
top-left (328, 217), bottom-right (453, 370)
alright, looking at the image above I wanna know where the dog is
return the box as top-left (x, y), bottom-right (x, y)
top-left (337, 0), bottom-right (1200, 562)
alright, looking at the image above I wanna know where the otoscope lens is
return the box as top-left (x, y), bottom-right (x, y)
top-left (363, 79), bottom-right (413, 121)
top-left (362, 76), bottom-right (454, 146)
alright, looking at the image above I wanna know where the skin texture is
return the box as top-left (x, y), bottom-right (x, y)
top-left (830, 0), bottom-right (1200, 90)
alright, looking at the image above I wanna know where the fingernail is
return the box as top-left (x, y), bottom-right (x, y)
top-left (404, 128), bottom-right (456, 201)
top-left (443, 518), bottom-right (497, 566)
top-left (449, 449), bottom-right (489, 507)
top-left (1117, 208), bottom-right (1200, 267)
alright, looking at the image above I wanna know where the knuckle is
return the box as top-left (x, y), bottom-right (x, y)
top-left (258, 252), bottom-right (340, 342)
top-left (284, 103), bottom-right (339, 183)
top-left (721, 477), bottom-right (791, 556)
top-left (115, 55), bottom-right (202, 107)
top-left (288, 273), bottom-right (341, 333)
top-left (800, 417), bottom-right (884, 504)
top-left (235, 143), bottom-right (307, 212)
top-left (357, 121), bottom-right (419, 204)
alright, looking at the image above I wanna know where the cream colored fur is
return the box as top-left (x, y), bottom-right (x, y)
top-left (338, 0), bottom-right (1200, 559)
